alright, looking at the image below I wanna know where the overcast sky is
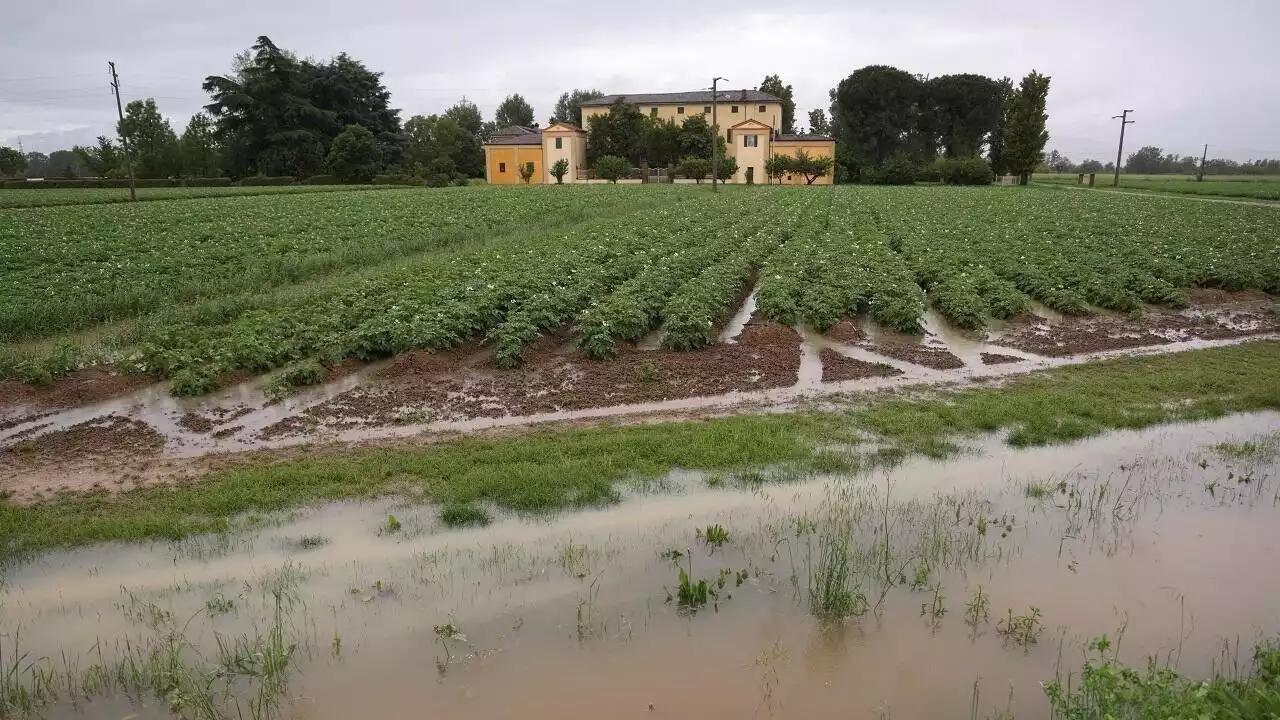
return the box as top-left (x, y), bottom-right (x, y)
top-left (3, 0), bottom-right (1278, 161)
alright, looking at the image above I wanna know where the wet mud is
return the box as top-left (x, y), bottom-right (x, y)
top-left (2, 293), bottom-right (1277, 497)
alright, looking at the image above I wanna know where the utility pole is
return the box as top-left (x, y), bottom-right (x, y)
top-left (1110, 109), bottom-right (1134, 188)
top-left (1198, 143), bottom-right (1208, 182)
top-left (710, 76), bottom-right (726, 192)
top-left (108, 61), bottom-right (137, 202)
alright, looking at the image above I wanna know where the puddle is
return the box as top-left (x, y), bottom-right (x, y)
top-left (3, 414), bottom-right (1279, 718)
top-left (717, 287), bottom-right (758, 344)
top-left (636, 327), bottom-right (666, 351)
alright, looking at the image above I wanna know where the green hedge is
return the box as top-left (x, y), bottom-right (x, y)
top-left (304, 175), bottom-right (341, 185)
top-left (181, 177), bottom-right (233, 187)
top-left (237, 176), bottom-right (296, 186)
top-left (372, 174), bottom-right (421, 185)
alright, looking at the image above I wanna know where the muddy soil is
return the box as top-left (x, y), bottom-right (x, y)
top-left (997, 300), bottom-right (1280, 357)
top-left (0, 369), bottom-right (156, 415)
top-left (819, 349), bottom-right (903, 382)
top-left (980, 352), bottom-right (1025, 365)
top-left (262, 314), bottom-right (801, 438)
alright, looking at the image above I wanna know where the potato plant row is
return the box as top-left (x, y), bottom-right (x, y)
top-left (3, 184), bottom-right (1277, 391)
top-left (862, 187), bottom-right (1280, 326)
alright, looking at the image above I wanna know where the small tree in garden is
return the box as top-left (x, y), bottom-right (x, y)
top-left (550, 158), bottom-right (570, 184)
top-left (764, 155), bottom-right (791, 184)
top-left (518, 162), bottom-right (536, 184)
top-left (790, 149), bottom-right (835, 185)
top-left (677, 156), bottom-right (710, 183)
top-left (594, 155), bottom-right (629, 183)
top-left (714, 155), bottom-right (738, 182)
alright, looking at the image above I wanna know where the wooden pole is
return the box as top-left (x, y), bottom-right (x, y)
top-left (1111, 109), bottom-right (1134, 188)
top-left (108, 61), bottom-right (137, 202)
top-left (1198, 143), bottom-right (1208, 182)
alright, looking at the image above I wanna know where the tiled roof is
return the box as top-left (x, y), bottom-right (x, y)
top-left (486, 125), bottom-right (542, 145)
top-left (775, 134), bottom-right (835, 141)
top-left (581, 90), bottom-right (782, 107)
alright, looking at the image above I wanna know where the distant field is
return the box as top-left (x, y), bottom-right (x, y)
top-left (0, 183), bottom-right (409, 209)
top-left (1035, 173), bottom-right (1280, 201)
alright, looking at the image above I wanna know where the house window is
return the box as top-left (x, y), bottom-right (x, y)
top-left (744, 135), bottom-right (758, 148)
top-left (677, 106), bottom-right (685, 114)
top-left (758, 104), bottom-right (766, 113)
top-left (651, 107), bottom-right (659, 116)
top-left (703, 105), bottom-right (711, 113)
top-left (731, 105), bottom-right (739, 113)
top-left (499, 162), bottom-right (506, 173)
top-left (555, 137), bottom-right (562, 149)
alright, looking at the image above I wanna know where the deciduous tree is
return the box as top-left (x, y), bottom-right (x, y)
top-left (759, 74), bottom-right (796, 134)
top-left (1001, 70), bottom-right (1051, 182)
top-left (594, 155), bottom-right (630, 183)
top-left (677, 156), bottom-right (710, 183)
top-left (0, 146), bottom-right (25, 176)
top-left (181, 112), bottom-right (220, 177)
top-left (586, 100), bottom-right (647, 164)
top-left (789, 149), bottom-right (835, 184)
top-left (74, 138), bottom-right (123, 177)
top-left (677, 114), bottom-right (714, 159)
top-left (807, 109), bottom-right (830, 136)
top-left (326, 124), bottom-right (379, 182)
top-left (764, 155), bottom-right (789, 184)
top-left (118, 98), bottom-right (181, 177)
top-left (495, 93), bottom-right (536, 128)
top-left (550, 89), bottom-right (604, 127)
top-left (923, 74), bottom-right (1002, 158)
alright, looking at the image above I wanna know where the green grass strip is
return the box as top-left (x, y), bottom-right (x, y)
top-left (2, 341), bottom-right (1278, 558)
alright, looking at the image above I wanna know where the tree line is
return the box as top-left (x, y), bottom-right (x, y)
top-left (1038, 147), bottom-right (1280, 176)
top-left (825, 65), bottom-right (1049, 184)
top-left (5, 38), bottom-right (1273, 186)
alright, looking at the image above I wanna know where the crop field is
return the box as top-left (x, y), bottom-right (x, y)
top-left (1035, 172), bottom-right (1280, 201)
top-left (0, 182), bottom-right (408, 209)
top-left (2, 184), bottom-right (1277, 392)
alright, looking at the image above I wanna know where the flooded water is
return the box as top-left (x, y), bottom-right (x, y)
top-left (3, 413), bottom-right (1279, 719)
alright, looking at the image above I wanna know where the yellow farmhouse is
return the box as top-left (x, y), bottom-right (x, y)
top-left (483, 89), bottom-right (835, 185)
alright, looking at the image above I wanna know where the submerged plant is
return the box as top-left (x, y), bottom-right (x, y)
top-left (696, 524), bottom-right (730, 549)
top-left (997, 607), bottom-right (1044, 648)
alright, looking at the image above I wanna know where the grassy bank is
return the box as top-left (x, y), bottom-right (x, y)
top-left (2, 341), bottom-right (1279, 558)
top-left (1035, 173), bottom-right (1280, 201)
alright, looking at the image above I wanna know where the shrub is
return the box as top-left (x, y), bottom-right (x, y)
top-left (425, 173), bottom-right (453, 188)
top-left (372, 174), bottom-right (418, 185)
top-left (937, 157), bottom-right (994, 185)
top-left (594, 155), bottom-right (630, 183)
top-left (860, 156), bottom-right (918, 185)
top-left (304, 174), bottom-right (341, 185)
top-left (677, 157), bottom-right (710, 183)
top-left (181, 177), bottom-right (233, 187)
top-left (550, 158), bottom-right (570, 184)
top-left (237, 176), bottom-right (295, 186)
top-left (326, 124), bottom-right (379, 183)
top-left (714, 156), bottom-right (738, 182)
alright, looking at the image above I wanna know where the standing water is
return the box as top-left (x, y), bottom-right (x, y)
top-left (2, 413), bottom-right (1279, 719)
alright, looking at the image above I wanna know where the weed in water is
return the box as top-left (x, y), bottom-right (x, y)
top-left (205, 594), bottom-right (236, 616)
top-left (998, 607), bottom-right (1044, 648)
top-left (808, 533), bottom-right (869, 621)
top-left (298, 534), bottom-right (329, 550)
top-left (380, 515), bottom-right (402, 535)
top-left (965, 586), bottom-right (991, 629)
top-left (696, 523), bottom-right (730, 549)
top-left (264, 359), bottom-right (326, 399)
top-left (660, 548), bottom-right (685, 563)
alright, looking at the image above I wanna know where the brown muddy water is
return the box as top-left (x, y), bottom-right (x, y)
top-left (3, 413), bottom-right (1279, 719)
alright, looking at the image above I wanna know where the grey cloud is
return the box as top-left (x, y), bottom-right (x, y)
top-left (3, 0), bottom-right (1277, 160)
